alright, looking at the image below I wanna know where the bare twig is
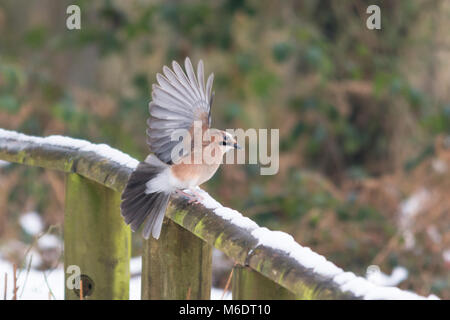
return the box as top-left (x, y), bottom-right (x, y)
top-left (79, 279), bottom-right (83, 300)
top-left (18, 224), bottom-right (61, 299)
top-left (221, 264), bottom-right (235, 300)
top-left (43, 271), bottom-right (57, 300)
top-left (42, 224), bottom-right (64, 300)
top-left (186, 287), bottom-right (191, 300)
top-left (18, 224), bottom-right (58, 277)
top-left (3, 273), bottom-right (7, 300)
top-left (372, 233), bottom-right (401, 266)
top-left (19, 254), bottom-right (33, 298)
top-left (12, 264), bottom-right (18, 300)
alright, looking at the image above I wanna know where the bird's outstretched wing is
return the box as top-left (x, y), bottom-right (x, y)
top-left (146, 57), bottom-right (214, 164)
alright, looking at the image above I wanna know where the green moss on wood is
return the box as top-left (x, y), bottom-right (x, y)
top-left (0, 137), bottom-right (132, 192)
top-left (141, 217), bottom-right (212, 300)
top-left (64, 173), bottom-right (131, 300)
top-left (232, 265), bottom-right (298, 300)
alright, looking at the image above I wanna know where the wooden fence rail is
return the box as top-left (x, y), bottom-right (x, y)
top-left (0, 129), bottom-right (437, 300)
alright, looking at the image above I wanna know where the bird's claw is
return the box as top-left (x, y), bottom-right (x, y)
top-left (187, 198), bottom-right (201, 205)
top-left (175, 189), bottom-right (203, 205)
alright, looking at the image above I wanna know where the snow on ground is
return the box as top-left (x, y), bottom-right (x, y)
top-left (0, 160), bottom-right (10, 168)
top-left (0, 258), bottom-right (64, 300)
top-left (130, 256), bottom-right (142, 276)
top-left (398, 188), bottom-right (430, 250)
top-left (443, 250), bottom-right (450, 266)
top-left (19, 212), bottom-right (44, 236)
top-left (0, 256), bottom-right (230, 300)
top-left (211, 287), bottom-right (231, 300)
top-left (365, 265), bottom-right (408, 287)
top-left (37, 234), bottom-right (60, 251)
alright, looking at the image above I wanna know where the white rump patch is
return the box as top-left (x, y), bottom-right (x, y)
top-left (145, 167), bottom-right (179, 194)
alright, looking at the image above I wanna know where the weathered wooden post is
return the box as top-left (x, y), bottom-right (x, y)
top-left (141, 211), bottom-right (212, 300)
top-left (232, 265), bottom-right (297, 300)
top-left (64, 173), bottom-right (131, 300)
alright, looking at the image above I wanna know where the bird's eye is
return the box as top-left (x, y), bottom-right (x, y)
top-left (221, 141), bottom-right (227, 146)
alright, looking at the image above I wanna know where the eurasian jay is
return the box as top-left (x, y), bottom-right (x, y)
top-left (120, 58), bottom-right (240, 239)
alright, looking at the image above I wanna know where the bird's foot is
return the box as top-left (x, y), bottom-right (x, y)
top-left (188, 189), bottom-right (204, 204)
top-left (175, 189), bottom-right (203, 204)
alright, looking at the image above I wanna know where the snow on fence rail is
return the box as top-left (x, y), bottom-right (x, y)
top-left (0, 128), bottom-right (438, 300)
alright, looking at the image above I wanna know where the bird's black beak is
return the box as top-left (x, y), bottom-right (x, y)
top-left (233, 143), bottom-right (241, 150)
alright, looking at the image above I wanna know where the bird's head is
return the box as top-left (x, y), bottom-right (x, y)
top-left (211, 130), bottom-right (241, 153)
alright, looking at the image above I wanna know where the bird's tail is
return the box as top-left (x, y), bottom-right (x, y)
top-left (120, 159), bottom-right (170, 239)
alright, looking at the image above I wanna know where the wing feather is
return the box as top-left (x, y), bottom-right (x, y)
top-left (150, 105), bottom-right (187, 121)
top-left (146, 127), bottom-right (173, 139)
top-left (146, 58), bottom-right (214, 164)
top-left (184, 57), bottom-right (203, 101)
top-left (156, 73), bottom-right (194, 106)
top-left (152, 89), bottom-right (194, 117)
top-left (172, 61), bottom-right (198, 101)
top-left (206, 73), bottom-right (214, 101)
top-left (162, 66), bottom-right (196, 103)
top-left (197, 60), bottom-right (206, 101)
